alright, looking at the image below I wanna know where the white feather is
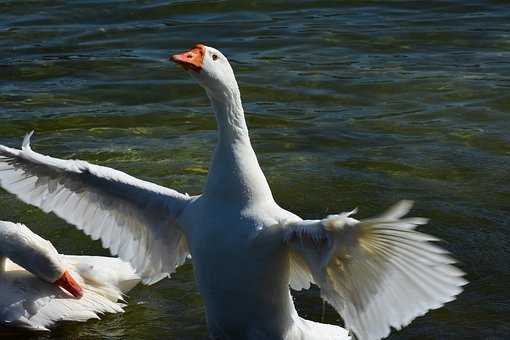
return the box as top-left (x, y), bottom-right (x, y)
top-left (284, 201), bottom-right (467, 340)
top-left (0, 133), bottom-right (191, 284)
top-left (0, 221), bottom-right (140, 331)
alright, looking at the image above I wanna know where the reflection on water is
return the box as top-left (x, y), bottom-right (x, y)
top-left (1, 1), bottom-right (509, 339)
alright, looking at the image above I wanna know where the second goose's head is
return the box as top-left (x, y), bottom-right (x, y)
top-left (171, 44), bottom-right (239, 101)
top-left (0, 221), bottom-right (83, 298)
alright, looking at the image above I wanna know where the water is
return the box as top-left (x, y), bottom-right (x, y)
top-left (1, 0), bottom-right (509, 339)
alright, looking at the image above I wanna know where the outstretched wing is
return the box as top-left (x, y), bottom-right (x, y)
top-left (0, 132), bottom-right (191, 284)
top-left (283, 201), bottom-right (467, 340)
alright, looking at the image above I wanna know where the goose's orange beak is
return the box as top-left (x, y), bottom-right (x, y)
top-left (55, 271), bottom-right (83, 298)
top-left (171, 44), bottom-right (205, 72)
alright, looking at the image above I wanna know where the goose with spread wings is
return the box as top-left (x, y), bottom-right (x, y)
top-left (0, 44), bottom-right (466, 340)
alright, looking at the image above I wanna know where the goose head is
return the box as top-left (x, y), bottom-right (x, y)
top-left (0, 221), bottom-right (83, 298)
top-left (171, 44), bottom-right (239, 101)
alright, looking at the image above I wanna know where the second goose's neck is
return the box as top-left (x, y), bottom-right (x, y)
top-left (205, 87), bottom-right (273, 204)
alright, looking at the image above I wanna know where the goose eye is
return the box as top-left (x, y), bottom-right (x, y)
top-left (212, 54), bottom-right (218, 61)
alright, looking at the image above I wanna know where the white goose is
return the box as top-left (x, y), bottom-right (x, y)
top-left (0, 220), bottom-right (140, 331)
top-left (0, 44), bottom-right (466, 339)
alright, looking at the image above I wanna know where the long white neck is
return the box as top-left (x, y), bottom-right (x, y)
top-left (0, 221), bottom-right (63, 282)
top-left (208, 86), bottom-right (248, 142)
top-left (204, 85), bottom-right (273, 205)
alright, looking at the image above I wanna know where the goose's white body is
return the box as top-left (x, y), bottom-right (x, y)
top-left (181, 195), bottom-right (349, 340)
top-left (0, 45), bottom-right (466, 339)
top-left (0, 221), bottom-right (140, 331)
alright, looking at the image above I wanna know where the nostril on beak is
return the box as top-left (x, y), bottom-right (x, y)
top-left (187, 54), bottom-right (192, 59)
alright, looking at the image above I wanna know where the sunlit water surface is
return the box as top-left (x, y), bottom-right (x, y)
top-left (1, 1), bottom-right (509, 339)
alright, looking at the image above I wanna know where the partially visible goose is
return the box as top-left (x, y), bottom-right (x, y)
top-left (0, 44), bottom-right (466, 339)
top-left (0, 220), bottom-right (140, 331)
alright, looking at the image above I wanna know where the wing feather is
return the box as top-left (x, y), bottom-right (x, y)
top-left (284, 201), bottom-right (467, 340)
top-left (0, 132), bottom-right (191, 284)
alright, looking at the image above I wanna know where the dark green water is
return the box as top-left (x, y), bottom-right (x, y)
top-left (1, 0), bottom-right (509, 339)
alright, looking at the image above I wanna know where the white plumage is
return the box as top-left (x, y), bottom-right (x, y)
top-left (0, 131), bottom-right (189, 285)
top-left (0, 44), bottom-right (466, 339)
top-left (0, 221), bottom-right (140, 331)
top-left (284, 200), bottom-right (467, 340)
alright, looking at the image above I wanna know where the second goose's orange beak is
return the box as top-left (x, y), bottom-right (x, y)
top-left (55, 271), bottom-right (83, 298)
top-left (171, 44), bottom-right (205, 72)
